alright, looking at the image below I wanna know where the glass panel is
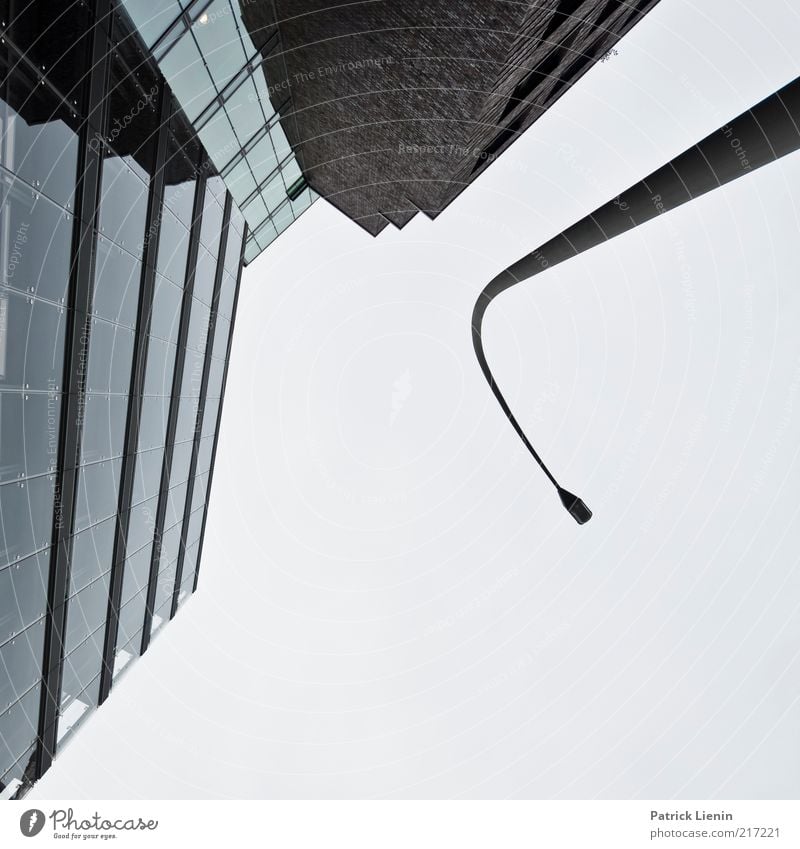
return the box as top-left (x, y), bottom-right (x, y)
top-left (193, 246), bottom-right (218, 306)
top-left (5, 2), bottom-right (91, 113)
top-left (154, 561), bottom-right (177, 612)
top-left (181, 347), bottom-right (206, 398)
top-left (59, 634), bottom-right (102, 718)
top-left (206, 357), bottom-right (226, 400)
top-left (254, 217), bottom-right (278, 249)
top-left (0, 683), bottom-right (40, 781)
top-left (0, 288), bottom-right (67, 391)
top-left (0, 549), bottom-right (48, 645)
top-left (64, 575), bottom-right (110, 655)
top-left (212, 314), bottom-right (231, 359)
top-left (217, 270), bottom-right (238, 320)
top-left (272, 200), bottom-right (294, 234)
top-left (85, 318), bottom-right (136, 395)
top-left (98, 155), bottom-right (149, 258)
top-left (126, 496), bottom-right (158, 556)
top-left (0, 474), bottom-right (56, 568)
top-left (224, 78), bottom-right (264, 147)
top-left (159, 30), bottom-right (215, 122)
top-left (69, 518), bottom-right (116, 596)
top-left (121, 0), bottom-right (183, 48)
top-left (93, 237), bottom-right (142, 328)
top-left (0, 175), bottom-right (74, 305)
top-left (201, 395), bottom-right (221, 441)
top-left (150, 275), bottom-right (184, 343)
top-left (270, 124), bottom-right (291, 162)
top-left (0, 618), bottom-right (45, 710)
top-left (222, 222), bottom-right (243, 277)
top-left (198, 107), bottom-right (237, 164)
top-left (0, 391), bottom-right (60, 484)
top-left (225, 159), bottom-right (257, 206)
top-left (73, 459), bottom-right (122, 534)
top-left (137, 395), bottom-right (172, 452)
top-left (158, 522), bottom-right (182, 570)
top-left (185, 300), bottom-right (211, 354)
top-left (56, 674), bottom-right (100, 750)
top-left (262, 169), bottom-right (287, 212)
top-left (247, 134), bottom-right (278, 180)
top-left (0, 61), bottom-right (80, 210)
top-left (116, 592), bottom-right (147, 651)
top-left (195, 434), bottom-right (215, 476)
top-left (174, 396), bottom-right (200, 445)
top-left (80, 394), bottom-right (128, 464)
top-left (166, 481), bottom-right (188, 529)
top-left (170, 440), bottom-right (194, 488)
top-left (131, 448), bottom-right (165, 507)
top-left (155, 209), bottom-right (190, 288)
top-left (0, 740), bottom-right (36, 800)
top-left (185, 505), bottom-right (205, 547)
top-left (191, 1), bottom-right (248, 91)
top-left (121, 543), bottom-right (153, 608)
top-left (144, 336), bottom-right (179, 396)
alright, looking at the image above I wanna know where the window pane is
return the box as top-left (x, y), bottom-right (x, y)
top-left (126, 496), bottom-right (158, 555)
top-left (0, 474), bottom-right (56, 568)
top-left (150, 276), bottom-right (184, 343)
top-left (64, 575), bottom-right (111, 655)
top-left (69, 518), bottom-right (116, 596)
top-left (0, 174), bottom-right (74, 305)
top-left (73, 459), bottom-right (122, 534)
top-left (138, 395), bottom-right (172, 452)
top-left (85, 318), bottom-right (136, 396)
top-left (80, 394), bottom-right (129, 464)
top-left (0, 391), bottom-right (60, 484)
top-left (0, 289), bottom-right (67, 392)
top-left (121, 543), bottom-right (153, 608)
top-left (144, 336), bottom-right (179, 396)
top-left (0, 683), bottom-right (41, 781)
top-left (0, 618), bottom-right (45, 710)
top-left (131, 448), bottom-right (165, 507)
top-left (93, 237), bottom-right (142, 328)
top-left (155, 209), bottom-right (190, 286)
top-left (0, 549), bottom-right (48, 645)
top-left (98, 155), bottom-right (149, 258)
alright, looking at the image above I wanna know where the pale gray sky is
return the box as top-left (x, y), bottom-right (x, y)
top-left (33, 0), bottom-right (800, 799)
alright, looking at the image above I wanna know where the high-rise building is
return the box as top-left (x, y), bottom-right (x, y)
top-left (0, 0), bottom-right (661, 798)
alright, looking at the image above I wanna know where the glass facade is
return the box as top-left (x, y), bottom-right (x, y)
top-left (120, 0), bottom-right (316, 262)
top-left (0, 1), bottom-right (244, 799)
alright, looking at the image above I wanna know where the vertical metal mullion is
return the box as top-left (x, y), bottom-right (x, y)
top-left (140, 165), bottom-right (207, 655)
top-left (36, 0), bottom-right (112, 779)
top-left (192, 223), bottom-right (246, 593)
top-left (97, 85), bottom-right (172, 705)
top-left (170, 193), bottom-right (232, 617)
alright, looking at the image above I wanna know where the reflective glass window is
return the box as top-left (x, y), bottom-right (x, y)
top-left (80, 394), bottom-right (128, 464)
top-left (98, 155), bottom-right (149, 258)
top-left (0, 683), bottom-right (41, 781)
top-left (0, 289), bottom-right (67, 392)
top-left (121, 543), bottom-right (153, 607)
top-left (144, 336), bottom-right (179, 396)
top-left (64, 575), bottom-right (110, 655)
top-left (93, 237), bottom-right (142, 328)
top-left (0, 391), bottom-right (61, 484)
top-left (137, 395), bottom-right (172, 452)
top-left (69, 518), bottom-right (116, 596)
top-left (0, 174), bottom-right (74, 305)
top-left (0, 474), bottom-right (57, 568)
top-left (131, 448), bottom-right (165, 508)
top-left (73, 459), bottom-right (122, 534)
top-left (85, 318), bottom-right (136, 395)
top-left (0, 617), bottom-right (45, 710)
top-left (150, 275), bottom-right (184, 343)
top-left (0, 549), bottom-right (49, 645)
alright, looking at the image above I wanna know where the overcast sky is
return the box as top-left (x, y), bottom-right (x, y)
top-left (33, 0), bottom-right (800, 799)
